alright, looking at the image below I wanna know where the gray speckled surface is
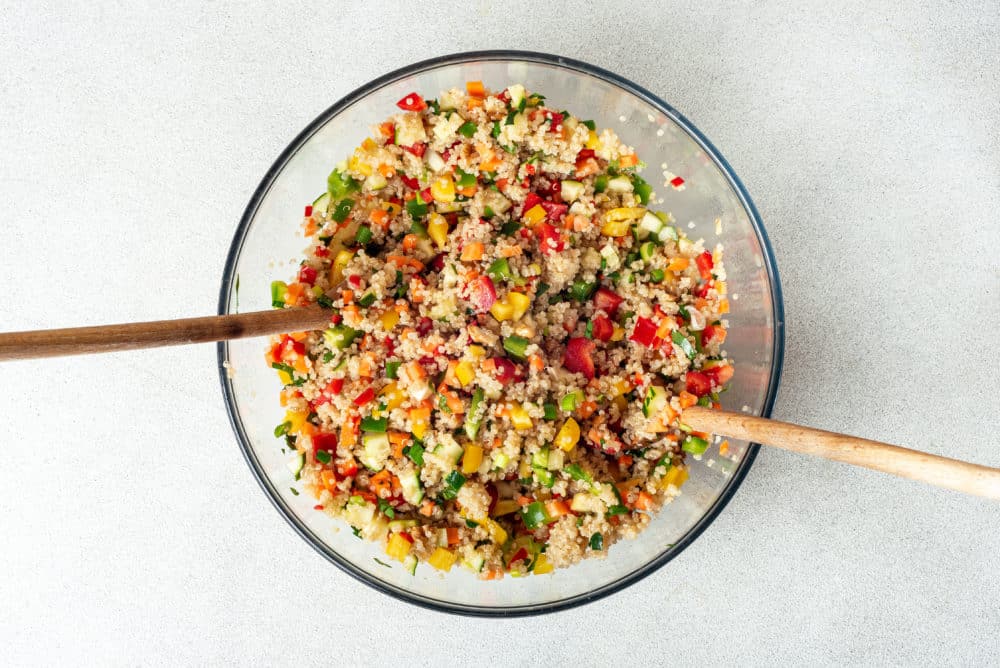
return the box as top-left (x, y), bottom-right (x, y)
top-left (1, 2), bottom-right (998, 665)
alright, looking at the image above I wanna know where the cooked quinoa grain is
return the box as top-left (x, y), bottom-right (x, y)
top-left (266, 83), bottom-right (734, 578)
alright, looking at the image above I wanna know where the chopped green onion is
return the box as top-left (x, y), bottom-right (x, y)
top-left (385, 361), bottom-right (400, 379)
top-left (594, 174), bottom-right (609, 194)
top-left (290, 487), bottom-right (300, 496)
top-left (560, 390), bottom-right (583, 411)
top-left (671, 330), bottom-right (696, 359)
top-left (536, 282), bottom-right (550, 298)
top-left (410, 221), bottom-right (428, 237)
top-left (682, 435), bottom-right (710, 455)
top-left (606, 504), bottom-right (628, 517)
top-left (543, 403), bottom-right (557, 420)
top-left (589, 532), bottom-right (604, 550)
top-left (274, 421), bottom-right (292, 437)
top-left (331, 198), bottom-right (353, 223)
top-left (582, 119), bottom-right (596, 130)
top-left (500, 220), bottom-right (522, 236)
top-left (584, 320), bottom-right (594, 339)
top-left (465, 519), bottom-right (479, 528)
top-left (407, 440), bottom-right (425, 466)
top-left (520, 501), bottom-right (550, 529)
top-left (315, 294), bottom-right (335, 309)
top-left (632, 175), bottom-right (653, 204)
top-left (650, 269), bottom-right (665, 283)
top-left (639, 241), bottom-right (658, 262)
top-left (355, 225), bottom-right (373, 245)
top-left (564, 463), bottom-right (593, 486)
top-left (327, 169), bottom-right (360, 199)
top-left (357, 293), bottom-right (377, 308)
top-left (360, 416), bottom-right (387, 432)
top-left (441, 471), bottom-right (466, 500)
top-left (378, 498), bottom-right (396, 519)
top-left (464, 388), bottom-right (485, 439)
top-left (503, 335), bottom-right (530, 359)
top-left (315, 450), bottom-right (332, 464)
top-left (324, 325), bottom-right (361, 349)
top-left (457, 121), bottom-right (477, 138)
top-left (569, 280), bottom-right (597, 302)
top-left (406, 193), bottom-right (428, 219)
top-left (697, 395), bottom-right (712, 407)
top-left (271, 361), bottom-right (295, 375)
top-left (270, 280), bottom-right (287, 308)
top-left (534, 469), bottom-right (554, 487)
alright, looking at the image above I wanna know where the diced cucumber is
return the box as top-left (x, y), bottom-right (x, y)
top-left (658, 225), bottom-right (679, 242)
top-left (388, 519), bottom-right (419, 533)
top-left (367, 172), bottom-right (387, 190)
top-left (492, 451), bottom-right (510, 471)
top-left (607, 175), bottom-right (634, 193)
top-left (534, 468), bottom-right (554, 487)
top-left (639, 240), bottom-right (658, 262)
top-left (403, 553), bottom-right (418, 575)
top-left (638, 211), bottom-right (663, 239)
top-left (560, 179), bottom-right (585, 203)
top-left (463, 552), bottom-right (486, 573)
top-left (399, 469), bottom-right (424, 505)
top-left (342, 500), bottom-right (375, 528)
top-left (642, 385), bottom-right (670, 418)
top-left (600, 244), bottom-right (620, 271)
top-left (426, 150), bottom-right (446, 173)
top-left (464, 388), bottom-right (485, 440)
top-left (546, 448), bottom-right (565, 471)
top-left (433, 435), bottom-right (464, 466)
top-left (506, 84), bottom-right (526, 109)
top-left (570, 492), bottom-right (606, 514)
top-left (436, 528), bottom-right (449, 547)
top-left (360, 433), bottom-right (391, 471)
top-left (312, 192), bottom-right (332, 216)
top-left (531, 446), bottom-right (549, 469)
top-left (286, 451), bottom-right (304, 476)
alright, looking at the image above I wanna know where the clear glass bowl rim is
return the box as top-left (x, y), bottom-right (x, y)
top-left (216, 50), bottom-right (785, 617)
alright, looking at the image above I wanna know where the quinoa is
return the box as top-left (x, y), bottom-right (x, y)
top-left (267, 82), bottom-right (734, 578)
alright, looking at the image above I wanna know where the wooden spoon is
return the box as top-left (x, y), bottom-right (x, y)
top-left (683, 406), bottom-right (1000, 500)
top-left (0, 307), bottom-right (331, 361)
top-left (2, 311), bottom-right (997, 499)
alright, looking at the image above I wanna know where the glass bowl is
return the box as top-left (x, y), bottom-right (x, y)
top-left (217, 51), bottom-right (784, 616)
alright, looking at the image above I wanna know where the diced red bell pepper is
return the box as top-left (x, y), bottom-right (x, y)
top-left (314, 245), bottom-right (329, 258)
top-left (535, 222), bottom-right (565, 254)
top-left (337, 460), bottom-right (359, 478)
top-left (591, 315), bottom-right (614, 342)
top-left (420, 187), bottom-right (433, 203)
top-left (540, 200), bottom-right (568, 223)
top-left (703, 364), bottom-right (734, 387)
top-left (563, 337), bottom-right (596, 379)
top-left (416, 316), bottom-right (434, 336)
top-left (509, 547), bottom-right (529, 564)
top-left (347, 275), bottom-right (361, 288)
top-left (297, 265), bottom-right (317, 285)
top-left (701, 325), bottom-right (721, 347)
top-left (492, 357), bottom-right (519, 385)
top-left (629, 317), bottom-right (660, 348)
top-left (441, 140), bottom-right (461, 162)
top-left (396, 92), bottom-right (427, 112)
top-left (467, 275), bottom-right (498, 313)
top-left (593, 287), bottom-right (624, 315)
top-left (694, 281), bottom-right (712, 299)
top-left (312, 432), bottom-right (339, 455)
top-left (325, 378), bottom-right (344, 396)
top-left (541, 178), bottom-right (561, 200)
top-left (670, 175), bottom-right (685, 188)
top-left (522, 192), bottom-right (543, 215)
top-left (544, 111), bottom-right (564, 132)
top-left (429, 253), bottom-right (446, 272)
top-left (577, 148), bottom-right (595, 161)
top-left (353, 387), bottom-right (375, 406)
top-left (695, 251), bottom-right (714, 281)
top-left (281, 336), bottom-right (306, 358)
top-left (304, 205), bottom-right (313, 217)
top-left (400, 174), bottom-right (419, 190)
top-left (403, 142), bottom-right (427, 158)
top-left (685, 371), bottom-right (713, 397)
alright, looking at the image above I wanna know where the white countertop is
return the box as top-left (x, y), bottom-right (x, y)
top-left (2, 2), bottom-right (998, 665)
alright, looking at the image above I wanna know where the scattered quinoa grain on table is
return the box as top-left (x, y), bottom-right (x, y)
top-left (266, 82), bottom-right (733, 578)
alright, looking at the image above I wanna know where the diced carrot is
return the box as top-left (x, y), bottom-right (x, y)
top-left (482, 569), bottom-right (504, 580)
top-left (578, 400), bottom-right (598, 419)
top-left (694, 298), bottom-right (708, 311)
top-left (480, 156), bottom-right (502, 172)
top-left (343, 304), bottom-right (361, 327)
top-left (340, 416), bottom-right (359, 448)
top-left (341, 289), bottom-right (354, 304)
top-left (618, 455), bottom-right (634, 468)
top-left (545, 499), bottom-right (570, 518)
top-left (466, 96), bottom-right (483, 109)
top-left (574, 157), bottom-right (600, 178)
top-left (528, 354), bottom-right (544, 372)
top-left (446, 527), bottom-right (461, 545)
top-left (387, 255), bottom-right (425, 271)
top-left (466, 80), bottom-right (486, 98)
top-left (443, 360), bottom-right (460, 388)
top-left (634, 491), bottom-right (654, 511)
top-left (400, 361), bottom-right (427, 384)
top-left (369, 208), bottom-right (389, 228)
top-left (461, 242), bottom-right (484, 261)
top-left (719, 298), bottom-right (730, 314)
top-left (303, 218), bottom-right (318, 237)
top-left (516, 495), bottom-right (532, 507)
top-left (666, 257), bottom-right (689, 272)
top-left (443, 390), bottom-right (465, 414)
top-left (498, 245), bottom-right (522, 258)
top-left (291, 354), bottom-right (308, 374)
top-left (402, 233), bottom-right (419, 251)
top-left (719, 439), bottom-right (730, 456)
top-left (495, 177), bottom-right (508, 190)
top-left (378, 122), bottom-right (394, 140)
top-left (285, 282), bottom-right (305, 307)
top-left (357, 356), bottom-right (373, 378)
top-left (419, 500), bottom-right (436, 517)
top-left (481, 358), bottom-right (497, 373)
top-left (678, 391), bottom-right (698, 409)
top-left (320, 469), bottom-right (337, 492)
top-left (619, 154), bottom-right (639, 168)
top-left (377, 162), bottom-right (395, 178)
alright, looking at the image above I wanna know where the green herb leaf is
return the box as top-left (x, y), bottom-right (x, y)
top-left (274, 421), bottom-right (292, 437)
top-left (407, 440), bottom-right (425, 466)
top-left (589, 532), bottom-right (604, 550)
top-left (378, 499), bottom-right (396, 519)
top-left (315, 450), bottom-right (332, 464)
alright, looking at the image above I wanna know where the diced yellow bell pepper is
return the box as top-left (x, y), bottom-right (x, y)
top-left (610, 379), bottom-right (631, 398)
top-left (428, 547), bottom-right (457, 571)
top-left (715, 280), bottom-right (727, 295)
top-left (276, 369), bottom-right (292, 385)
top-left (490, 299), bottom-right (514, 322)
top-left (507, 292), bottom-right (531, 320)
top-left (555, 417), bottom-right (581, 452)
top-left (601, 218), bottom-right (632, 237)
top-left (381, 309), bottom-right (400, 331)
top-left (482, 517), bottom-right (508, 545)
top-left (311, 285), bottom-right (324, 297)
top-left (385, 533), bottom-right (413, 562)
top-left (454, 361), bottom-right (475, 386)
top-left (522, 204), bottom-right (546, 226)
top-left (348, 154), bottom-right (373, 176)
top-left (518, 456), bottom-right (532, 479)
top-left (430, 175), bottom-right (456, 202)
top-left (660, 465), bottom-right (689, 490)
top-left (381, 200), bottom-right (402, 215)
top-left (462, 444), bottom-right (484, 474)
top-left (330, 249), bottom-right (355, 286)
top-left (532, 553), bottom-right (554, 575)
top-left (611, 325), bottom-right (625, 341)
top-left (379, 382), bottom-right (405, 411)
top-left (605, 207), bottom-right (646, 222)
top-left (491, 499), bottom-right (521, 517)
top-left (467, 345), bottom-right (485, 359)
top-left (284, 410), bottom-right (309, 435)
top-left (361, 138), bottom-right (377, 152)
top-left (612, 395), bottom-right (627, 414)
top-left (427, 212), bottom-right (449, 249)
top-left (510, 405), bottom-right (533, 430)
top-left (585, 129), bottom-right (601, 150)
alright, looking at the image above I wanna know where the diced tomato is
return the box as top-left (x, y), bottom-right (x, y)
top-left (416, 317), bottom-right (434, 336)
top-left (563, 337), bottom-right (596, 379)
top-left (441, 140), bottom-right (461, 162)
top-left (337, 460), bottom-right (359, 478)
top-left (347, 275), bottom-right (361, 288)
top-left (312, 432), bottom-right (339, 455)
top-left (535, 222), bottom-right (565, 254)
top-left (577, 148), bottom-right (595, 161)
top-left (297, 265), bottom-right (317, 285)
top-left (522, 192), bottom-right (543, 215)
top-left (400, 174), bottom-right (419, 190)
top-left (629, 317), bottom-right (660, 348)
top-left (544, 111), bottom-right (564, 131)
top-left (314, 245), bottom-right (329, 258)
top-left (685, 371), bottom-right (712, 397)
top-left (540, 200), bottom-right (568, 223)
top-left (281, 336), bottom-right (306, 358)
top-left (524, 163), bottom-right (536, 176)
top-left (541, 178), bottom-right (561, 200)
top-left (328, 313), bottom-right (342, 325)
top-left (304, 205), bottom-right (313, 217)
top-left (467, 275), bottom-right (498, 313)
top-left (396, 92), bottom-right (427, 112)
top-left (701, 324), bottom-right (721, 347)
top-left (492, 357), bottom-right (519, 385)
top-left (593, 287), bottom-right (624, 315)
top-left (703, 364), bottom-right (734, 387)
top-left (497, 89), bottom-right (511, 103)
top-left (353, 387), bottom-right (375, 406)
top-left (420, 187), bottom-right (432, 203)
top-left (403, 142), bottom-right (427, 158)
top-left (694, 281), bottom-right (712, 299)
top-left (591, 316), bottom-right (614, 342)
top-left (509, 547), bottom-right (529, 564)
top-left (695, 251), bottom-right (714, 281)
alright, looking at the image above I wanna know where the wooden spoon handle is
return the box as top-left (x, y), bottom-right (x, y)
top-left (0, 308), bottom-right (332, 361)
top-left (683, 406), bottom-right (1000, 500)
